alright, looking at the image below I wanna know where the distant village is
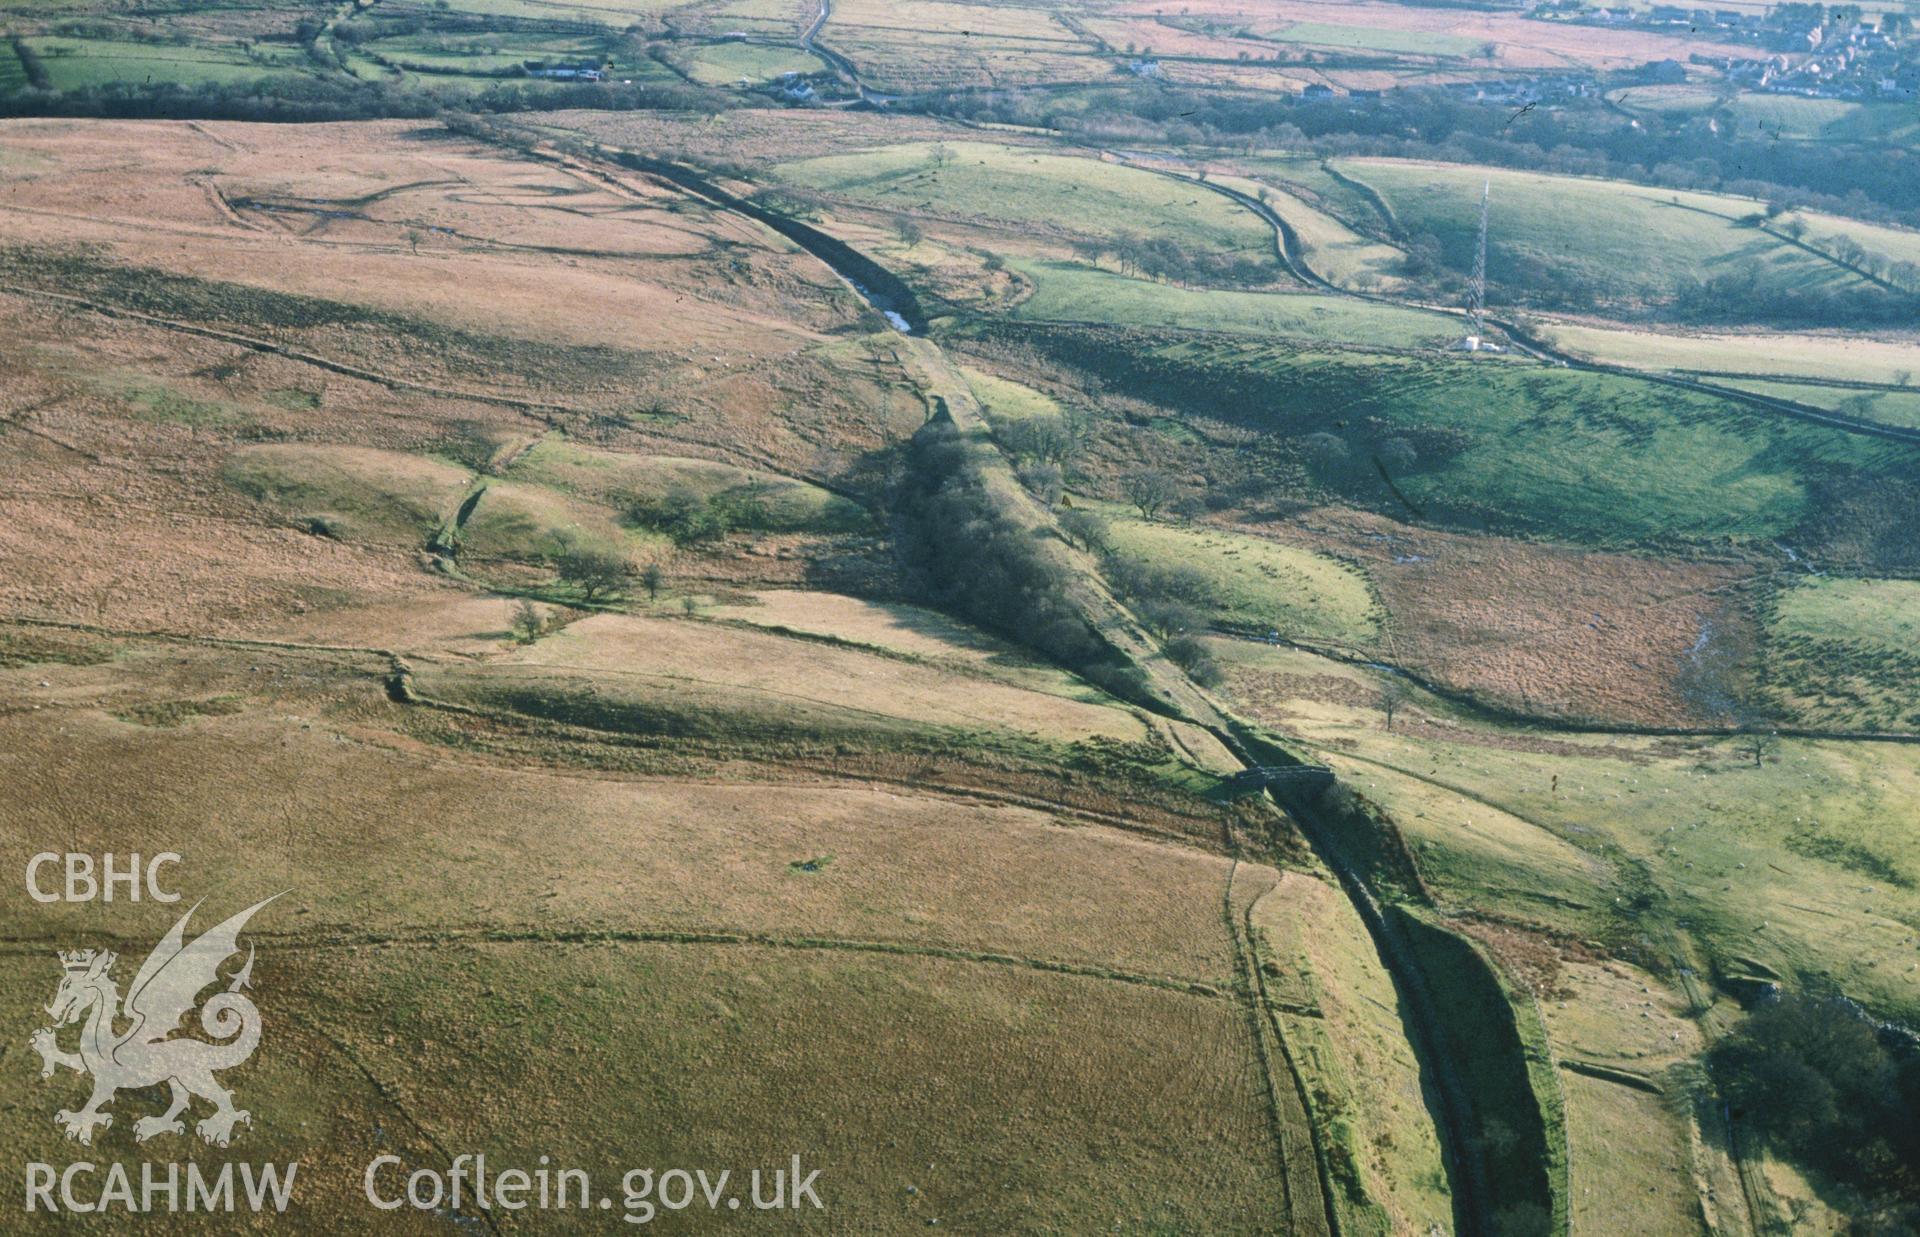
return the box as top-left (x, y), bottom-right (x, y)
top-left (1538, 0), bottom-right (1914, 99)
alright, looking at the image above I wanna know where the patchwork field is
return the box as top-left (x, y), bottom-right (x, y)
top-left (1, 6), bottom-right (1915, 1216)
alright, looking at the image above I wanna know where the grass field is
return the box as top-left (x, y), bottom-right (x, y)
top-left (963, 366), bottom-right (1068, 422)
top-left (1061, 335), bottom-right (1920, 549)
top-left (1215, 172), bottom-right (1408, 291)
top-left (0, 42), bottom-right (27, 93)
top-left (1265, 20), bottom-right (1485, 57)
top-left (436, 0), bottom-right (699, 26)
top-left (223, 444), bottom-right (474, 548)
top-left (0, 663), bottom-right (1295, 1231)
top-left (1722, 92), bottom-right (1920, 147)
top-left (1760, 576), bottom-right (1920, 732)
top-left (1007, 260), bottom-right (1453, 345)
top-left (705, 588), bottom-right (1108, 697)
top-left (502, 438), bottom-right (871, 535)
top-left (681, 41), bottom-right (827, 85)
top-left (1099, 511), bottom-right (1383, 645)
top-left (1252, 871), bottom-right (1455, 1234)
top-left (1607, 82), bottom-right (1723, 117)
top-left (1537, 321), bottom-right (1920, 429)
top-left (23, 37), bottom-right (312, 90)
top-left (358, 32), bottom-right (613, 77)
top-left (430, 610), bottom-right (1154, 745)
top-left (1715, 378), bottom-right (1920, 430)
top-left (1542, 321), bottom-right (1920, 387)
top-left (1560, 1073), bottom-right (1705, 1236)
top-left (775, 142), bottom-right (1277, 261)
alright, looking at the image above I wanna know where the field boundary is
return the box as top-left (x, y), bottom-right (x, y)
top-left (0, 922), bottom-right (1235, 999)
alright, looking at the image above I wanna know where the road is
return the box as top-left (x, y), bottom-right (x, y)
top-left (799, 0), bottom-right (898, 107)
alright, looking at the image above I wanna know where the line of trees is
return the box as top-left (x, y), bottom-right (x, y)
top-left (1069, 231), bottom-right (1271, 288)
top-left (0, 70), bottom-right (727, 124)
top-left (893, 419), bottom-right (1146, 700)
top-left (1056, 503), bottom-right (1227, 689)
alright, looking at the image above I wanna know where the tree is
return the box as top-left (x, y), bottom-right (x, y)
top-left (404, 228), bottom-right (423, 255)
top-left (1058, 509), bottom-right (1110, 555)
top-left (1164, 635), bottom-right (1222, 687)
top-left (509, 599), bottom-right (544, 644)
top-left (641, 561), bottom-right (664, 602)
top-left (1018, 461), bottom-right (1063, 509)
top-left (553, 540), bottom-right (632, 601)
top-left (1737, 723), bottom-right (1779, 768)
top-left (1402, 232), bottom-right (1446, 280)
top-left (895, 218), bottom-right (923, 248)
top-left (1301, 431), bottom-right (1350, 472)
top-left (1164, 634), bottom-right (1206, 672)
top-left (1376, 436), bottom-right (1418, 474)
top-left (998, 415), bottom-right (1078, 465)
top-left (1140, 599), bottom-right (1202, 640)
top-left (1709, 991), bottom-right (1920, 1206)
top-left (1380, 677), bottom-right (1411, 730)
top-left (1122, 468), bottom-right (1179, 521)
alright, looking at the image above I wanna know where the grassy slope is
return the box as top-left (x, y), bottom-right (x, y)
top-left (504, 437), bottom-right (870, 534)
top-left (222, 444), bottom-right (473, 547)
top-left (776, 142), bottom-right (1276, 260)
top-left (1099, 510), bottom-right (1383, 646)
top-left (963, 367), bottom-right (1066, 422)
top-left (1008, 260), bottom-right (1451, 345)
top-left (1761, 576), bottom-right (1920, 731)
top-left (1335, 158), bottom-right (1890, 305)
top-left (23, 38), bottom-right (313, 90)
top-left (1079, 336), bottom-right (1920, 547)
top-left (1214, 171), bottom-right (1408, 291)
top-left (0, 625), bottom-right (1294, 1231)
top-left (1723, 92), bottom-right (1920, 147)
top-left (1715, 379), bottom-right (1920, 430)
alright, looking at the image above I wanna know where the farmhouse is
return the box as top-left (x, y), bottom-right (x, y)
top-left (528, 64), bottom-right (603, 81)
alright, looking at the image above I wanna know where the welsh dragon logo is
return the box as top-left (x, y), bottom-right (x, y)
top-left (30, 896), bottom-right (279, 1148)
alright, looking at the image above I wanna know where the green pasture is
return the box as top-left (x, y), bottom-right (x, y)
top-left (681, 41), bottom-right (825, 85)
top-left (23, 37), bottom-right (312, 90)
top-left (1098, 510), bottom-right (1383, 645)
top-left (1759, 576), bottom-right (1920, 732)
top-left (1007, 259), bottom-right (1452, 345)
top-left (1093, 337), bottom-right (1920, 547)
top-left (776, 141), bottom-right (1276, 261)
top-left (1333, 158), bottom-right (1891, 306)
